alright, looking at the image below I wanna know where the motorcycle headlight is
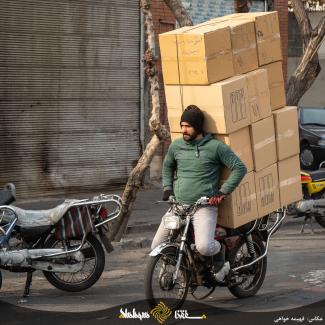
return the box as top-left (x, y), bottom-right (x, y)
top-left (163, 213), bottom-right (182, 230)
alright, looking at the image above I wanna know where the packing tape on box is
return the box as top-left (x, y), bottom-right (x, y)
top-left (271, 81), bottom-right (285, 87)
top-left (233, 193), bottom-right (257, 203)
top-left (204, 50), bottom-right (232, 60)
top-left (280, 176), bottom-right (301, 188)
top-left (247, 193), bottom-right (257, 201)
top-left (257, 33), bottom-right (280, 42)
top-left (277, 129), bottom-right (295, 139)
top-left (254, 135), bottom-right (275, 150)
top-left (233, 44), bottom-right (257, 54)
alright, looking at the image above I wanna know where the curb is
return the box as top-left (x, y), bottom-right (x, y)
top-left (115, 237), bottom-right (152, 250)
top-left (126, 223), bottom-right (159, 234)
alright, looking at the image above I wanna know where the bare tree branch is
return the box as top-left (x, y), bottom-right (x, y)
top-left (234, 0), bottom-right (252, 13)
top-left (109, 0), bottom-right (170, 241)
top-left (291, 0), bottom-right (313, 50)
top-left (286, 0), bottom-right (325, 105)
top-left (163, 0), bottom-right (193, 26)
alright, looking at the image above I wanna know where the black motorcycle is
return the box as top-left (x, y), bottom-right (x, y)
top-left (144, 197), bottom-right (284, 310)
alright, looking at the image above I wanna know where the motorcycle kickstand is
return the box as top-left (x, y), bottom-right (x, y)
top-left (300, 216), bottom-right (314, 234)
top-left (18, 271), bottom-right (33, 304)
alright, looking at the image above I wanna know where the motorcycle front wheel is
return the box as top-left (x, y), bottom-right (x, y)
top-left (43, 233), bottom-right (105, 292)
top-left (228, 235), bottom-right (267, 298)
top-left (144, 245), bottom-right (189, 311)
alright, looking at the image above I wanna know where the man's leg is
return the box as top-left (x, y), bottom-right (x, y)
top-left (191, 206), bottom-right (220, 256)
top-left (192, 206), bottom-right (229, 280)
top-left (151, 212), bottom-right (170, 250)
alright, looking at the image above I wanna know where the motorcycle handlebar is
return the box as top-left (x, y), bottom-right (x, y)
top-left (155, 196), bottom-right (210, 207)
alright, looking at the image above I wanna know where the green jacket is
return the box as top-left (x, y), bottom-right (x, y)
top-left (162, 133), bottom-right (247, 204)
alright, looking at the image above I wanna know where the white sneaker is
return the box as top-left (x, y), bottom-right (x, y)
top-left (213, 261), bottom-right (230, 282)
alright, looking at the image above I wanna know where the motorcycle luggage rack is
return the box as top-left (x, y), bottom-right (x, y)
top-left (232, 208), bottom-right (286, 272)
top-left (32, 195), bottom-right (122, 260)
top-left (69, 194), bottom-right (123, 228)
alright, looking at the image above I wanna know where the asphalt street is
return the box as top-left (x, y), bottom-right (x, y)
top-left (0, 217), bottom-right (324, 314)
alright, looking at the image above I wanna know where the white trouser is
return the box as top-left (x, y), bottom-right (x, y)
top-left (151, 206), bottom-right (221, 256)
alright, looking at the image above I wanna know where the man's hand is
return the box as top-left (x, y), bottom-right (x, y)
top-left (209, 191), bottom-right (226, 206)
top-left (162, 188), bottom-right (174, 201)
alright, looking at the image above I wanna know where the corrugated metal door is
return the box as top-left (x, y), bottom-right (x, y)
top-left (0, 0), bottom-right (140, 199)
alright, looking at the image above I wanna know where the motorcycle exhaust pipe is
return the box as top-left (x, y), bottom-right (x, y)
top-left (0, 248), bottom-right (64, 268)
top-left (296, 198), bottom-right (325, 214)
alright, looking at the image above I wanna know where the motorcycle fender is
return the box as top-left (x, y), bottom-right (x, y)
top-left (149, 242), bottom-right (179, 257)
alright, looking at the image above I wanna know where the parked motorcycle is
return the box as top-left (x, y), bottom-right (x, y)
top-left (0, 183), bottom-right (122, 299)
top-left (144, 196), bottom-right (284, 310)
top-left (293, 166), bottom-right (325, 231)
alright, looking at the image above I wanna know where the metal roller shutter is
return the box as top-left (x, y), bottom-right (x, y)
top-left (0, 0), bottom-right (141, 199)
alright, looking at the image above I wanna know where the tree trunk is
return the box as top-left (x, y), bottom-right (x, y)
top-left (163, 0), bottom-right (193, 26)
top-left (286, 0), bottom-right (325, 105)
top-left (109, 0), bottom-right (170, 241)
top-left (234, 0), bottom-right (251, 13)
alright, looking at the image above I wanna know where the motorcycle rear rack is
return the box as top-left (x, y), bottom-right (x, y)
top-left (68, 194), bottom-right (123, 228)
top-left (31, 194), bottom-right (123, 259)
top-left (232, 208), bottom-right (286, 272)
top-left (0, 194), bottom-right (123, 258)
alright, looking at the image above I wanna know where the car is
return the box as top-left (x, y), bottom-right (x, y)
top-left (299, 106), bottom-right (325, 170)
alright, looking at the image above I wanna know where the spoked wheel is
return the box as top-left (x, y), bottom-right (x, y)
top-left (144, 246), bottom-right (189, 311)
top-left (43, 233), bottom-right (105, 292)
top-left (228, 235), bottom-right (267, 298)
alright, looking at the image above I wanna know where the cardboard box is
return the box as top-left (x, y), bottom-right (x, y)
top-left (250, 116), bottom-right (277, 172)
top-left (230, 12), bottom-right (282, 66)
top-left (170, 132), bottom-right (182, 142)
top-left (165, 75), bottom-right (251, 134)
top-left (159, 23), bottom-right (234, 85)
top-left (215, 127), bottom-right (254, 177)
top-left (167, 108), bottom-right (182, 133)
top-left (263, 61), bottom-right (286, 110)
top-left (254, 163), bottom-right (281, 217)
top-left (210, 19), bottom-right (258, 74)
top-left (245, 69), bottom-right (272, 123)
top-left (218, 172), bottom-right (258, 228)
top-left (278, 155), bottom-right (302, 207)
top-left (273, 106), bottom-right (300, 160)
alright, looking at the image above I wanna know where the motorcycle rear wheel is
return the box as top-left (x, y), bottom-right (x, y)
top-left (228, 235), bottom-right (267, 298)
top-left (144, 245), bottom-right (189, 311)
top-left (43, 233), bottom-right (105, 292)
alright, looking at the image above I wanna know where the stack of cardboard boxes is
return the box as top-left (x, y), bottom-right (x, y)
top-left (159, 11), bottom-right (303, 229)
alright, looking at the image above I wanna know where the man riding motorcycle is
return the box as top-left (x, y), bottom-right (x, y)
top-left (151, 105), bottom-right (247, 281)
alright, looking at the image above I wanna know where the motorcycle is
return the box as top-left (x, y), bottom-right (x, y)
top-left (291, 162), bottom-right (325, 232)
top-left (144, 196), bottom-right (284, 310)
top-left (0, 183), bottom-right (122, 300)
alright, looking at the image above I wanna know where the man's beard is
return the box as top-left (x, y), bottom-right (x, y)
top-left (183, 130), bottom-right (198, 142)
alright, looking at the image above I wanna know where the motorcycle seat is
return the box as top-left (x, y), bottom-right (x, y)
top-left (11, 199), bottom-right (84, 228)
top-left (307, 170), bottom-right (325, 182)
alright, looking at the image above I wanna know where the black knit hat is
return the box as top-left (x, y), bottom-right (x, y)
top-left (180, 105), bottom-right (204, 133)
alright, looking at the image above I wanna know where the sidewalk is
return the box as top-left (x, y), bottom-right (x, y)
top-left (14, 185), bottom-right (312, 249)
top-left (15, 185), bottom-right (165, 233)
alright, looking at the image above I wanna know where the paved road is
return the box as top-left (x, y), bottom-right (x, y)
top-left (0, 218), bottom-right (324, 313)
